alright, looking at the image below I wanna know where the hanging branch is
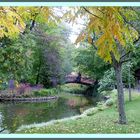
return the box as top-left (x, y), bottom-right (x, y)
top-left (0, 128), bottom-right (5, 133)
top-left (120, 51), bottom-right (131, 60)
top-left (30, 7), bottom-right (43, 31)
top-left (91, 33), bottom-right (97, 50)
top-left (118, 10), bottom-right (140, 45)
top-left (82, 7), bottom-right (102, 20)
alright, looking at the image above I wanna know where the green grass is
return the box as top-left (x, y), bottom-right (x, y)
top-left (33, 88), bottom-right (58, 97)
top-left (16, 90), bottom-right (140, 133)
top-left (60, 83), bottom-right (88, 94)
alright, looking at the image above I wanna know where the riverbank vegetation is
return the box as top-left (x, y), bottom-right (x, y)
top-left (0, 83), bottom-right (88, 99)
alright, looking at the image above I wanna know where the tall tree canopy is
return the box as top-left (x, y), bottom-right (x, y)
top-left (0, 7), bottom-right (74, 87)
top-left (0, 7), bottom-right (59, 39)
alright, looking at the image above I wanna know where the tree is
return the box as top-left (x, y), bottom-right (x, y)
top-left (27, 23), bottom-right (73, 87)
top-left (0, 7), bottom-right (74, 88)
top-left (74, 43), bottom-right (110, 80)
top-left (0, 7), bottom-right (60, 40)
top-left (0, 7), bottom-right (25, 39)
top-left (99, 63), bottom-right (135, 92)
top-left (66, 7), bottom-right (139, 124)
top-left (0, 34), bottom-right (36, 82)
top-left (73, 43), bottom-right (110, 96)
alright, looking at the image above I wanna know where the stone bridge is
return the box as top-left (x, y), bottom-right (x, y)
top-left (65, 74), bottom-right (95, 86)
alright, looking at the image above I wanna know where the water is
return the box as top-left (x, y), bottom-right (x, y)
top-left (0, 93), bottom-right (96, 133)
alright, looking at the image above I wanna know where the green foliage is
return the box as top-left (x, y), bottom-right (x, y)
top-left (73, 45), bottom-right (110, 80)
top-left (0, 35), bottom-right (36, 81)
top-left (60, 83), bottom-right (87, 94)
top-left (86, 108), bottom-right (98, 116)
top-left (29, 23), bottom-right (73, 87)
top-left (0, 21), bottom-right (74, 87)
top-left (98, 68), bottom-right (116, 92)
top-left (122, 63), bottom-right (135, 87)
top-left (33, 88), bottom-right (58, 97)
top-left (132, 43), bottom-right (140, 71)
top-left (98, 62), bottom-right (135, 92)
top-left (96, 101), bottom-right (106, 111)
top-left (105, 99), bottom-right (114, 106)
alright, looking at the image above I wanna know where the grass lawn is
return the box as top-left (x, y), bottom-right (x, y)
top-left (60, 83), bottom-right (88, 94)
top-left (16, 89), bottom-right (140, 134)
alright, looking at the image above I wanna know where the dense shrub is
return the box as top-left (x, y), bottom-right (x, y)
top-left (86, 108), bottom-right (98, 116)
top-left (105, 99), bottom-right (114, 106)
top-left (33, 88), bottom-right (58, 97)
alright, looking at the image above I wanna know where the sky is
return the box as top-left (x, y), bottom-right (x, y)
top-left (69, 22), bottom-right (84, 43)
top-left (55, 7), bottom-right (85, 44)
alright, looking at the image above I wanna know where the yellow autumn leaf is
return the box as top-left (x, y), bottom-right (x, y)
top-left (75, 32), bottom-right (86, 44)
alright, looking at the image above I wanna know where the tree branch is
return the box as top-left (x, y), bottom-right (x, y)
top-left (120, 51), bottom-right (131, 60)
top-left (82, 7), bottom-right (102, 20)
top-left (91, 35), bottom-right (97, 50)
top-left (118, 10), bottom-right (140, 45)
top-left (97, 8), bottom-right (105, 15)
top-left (121, 59), bottom-right (131, 64)
top-left (134, 35), bottom-right (140, 45)
top-left (0, 128), bottom-right (5, 133)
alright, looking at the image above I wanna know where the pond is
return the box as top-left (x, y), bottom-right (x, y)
top-left (0, 93), bottom-right (97, 133)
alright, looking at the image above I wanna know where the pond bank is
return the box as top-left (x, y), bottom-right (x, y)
top-left (0, 83), bottom-right (92, 103)
top-left (0, 91), bottom-right (96, 133)
top-left (0, 96), bottom-right (58, 102)
top-left (16, 104), bottom-right (106, 133)
top-left (16, 90), bottom-right (140, 134)
top-left (16, 92), bottom-right (110, 133)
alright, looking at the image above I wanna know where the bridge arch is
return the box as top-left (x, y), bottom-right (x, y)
top-left (65, 73), bottom-right (95, 86)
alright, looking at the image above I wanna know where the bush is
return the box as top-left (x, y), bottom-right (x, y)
top-left (22, 94), bottom-right (31, 98)
top-left (86, 108), bottom-right (98, 116)
top-left (98, 107), bottom-right (104, 111)
top-left (0, 82), bottom-right (8, 90)
top-left (97, 101), bottom-right (104, 106)
top-left (96, 101), bottom-right (106, 111)
top-left (33, 88), bottom-right (58, 97)
top-left (105, 99), bottom-right (114, 106)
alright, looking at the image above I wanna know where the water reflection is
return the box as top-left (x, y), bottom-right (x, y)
top-left (0, 94), bottom-right (95, 133)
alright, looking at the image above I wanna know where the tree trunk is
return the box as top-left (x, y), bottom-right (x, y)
top-left (36, 71), bottom-right (40, 85)
top-left (128, 65), bottom-right (132, 101)
top-left (36, 59), bottom-right (41, 85)
top-left (114, 62), bottom-right (127, 124)
top-left (128, 53), bottom-right (132, 101)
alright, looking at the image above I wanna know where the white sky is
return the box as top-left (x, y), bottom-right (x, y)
top-left (69, 23), bottom-right (84, 43)
top-left (54, 7), bottom-right (86, 44)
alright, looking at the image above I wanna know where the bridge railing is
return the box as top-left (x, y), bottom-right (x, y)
top-left (65, 75), bottom-right (95, 85)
